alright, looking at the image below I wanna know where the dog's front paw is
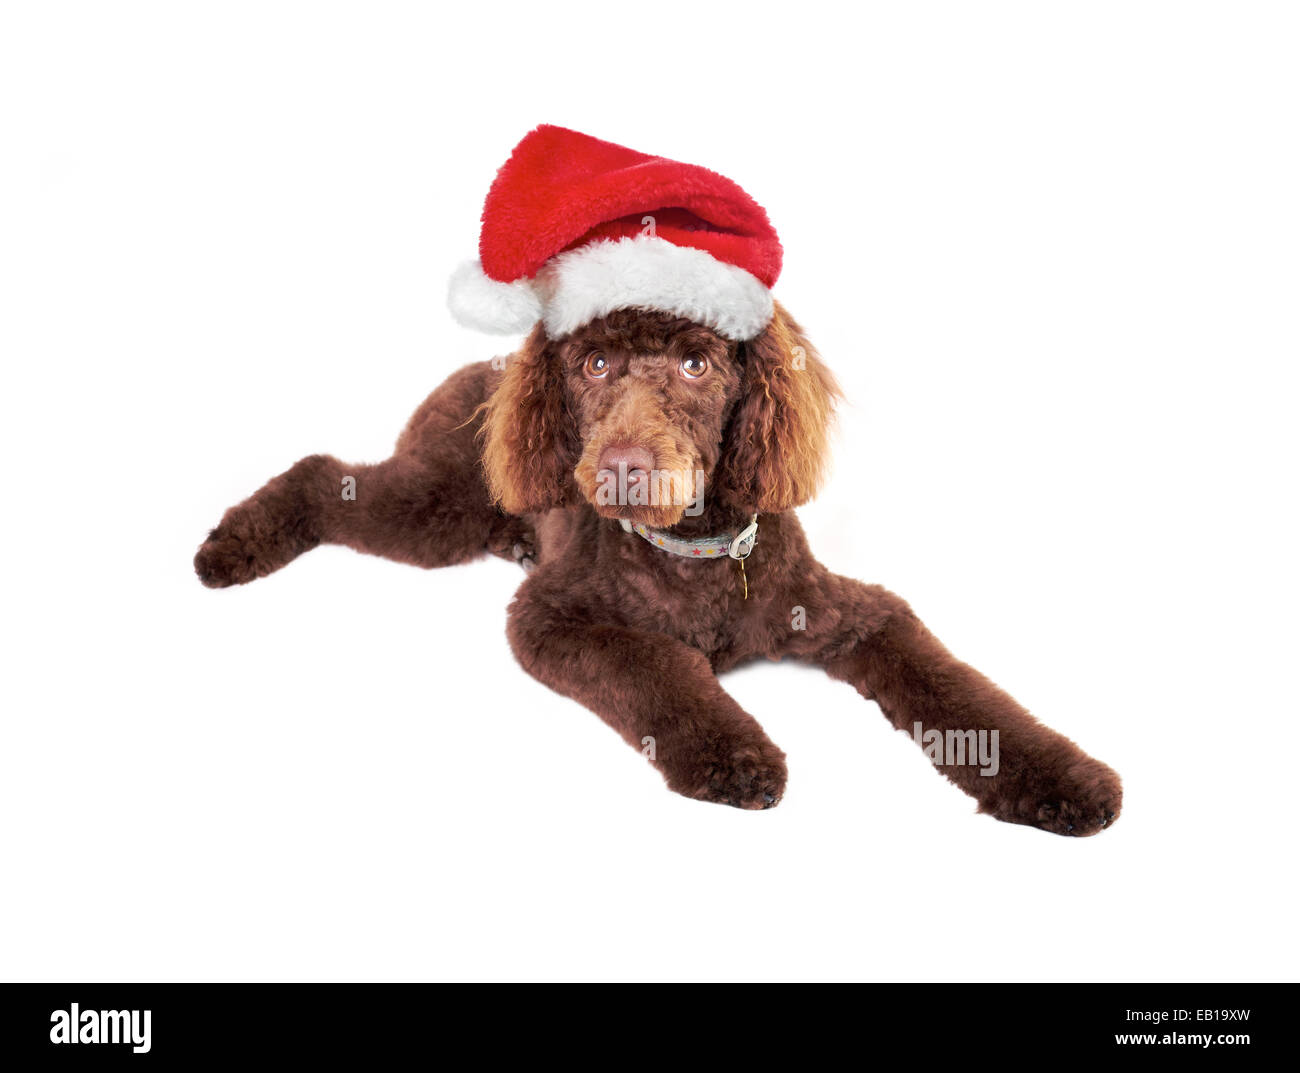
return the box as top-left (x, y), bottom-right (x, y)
top-left (194, 522), bottom-right (263, 588)
top-left (981, 754), bottom-right (1122, 837)
top-left (194, 502), bottom-right (319, 589)
top-left (668, 736), bottom-right (788, 811)
top-left (488, 515), bottom-right (537, 571)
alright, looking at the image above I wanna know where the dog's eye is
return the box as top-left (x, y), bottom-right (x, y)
top-left (680, 354), bottom-right (709, 379)
top-left (584, 353), bottom-right (609, 379)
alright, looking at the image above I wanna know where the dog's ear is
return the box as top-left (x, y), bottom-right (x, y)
top-left (714, 301), bottom-right (841, 513)
top-left (481, 327), bottom-right (580, 513)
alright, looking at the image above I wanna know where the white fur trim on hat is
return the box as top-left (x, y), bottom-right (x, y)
top-left (446, 236), bottom-right (774, 341)
top-left (536, 236), bottom-right (773, 341)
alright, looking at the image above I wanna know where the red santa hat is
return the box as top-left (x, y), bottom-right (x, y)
top-left (447, 125), bottom-right (783, 342)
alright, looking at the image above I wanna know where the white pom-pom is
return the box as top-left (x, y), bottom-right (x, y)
top-left (446, 260), bottom-right (542, 335)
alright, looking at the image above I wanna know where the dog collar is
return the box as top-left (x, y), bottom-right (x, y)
top-left (619, 514), bottom-right (758, 561)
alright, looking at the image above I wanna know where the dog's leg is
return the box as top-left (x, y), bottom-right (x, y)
top-left (194, 452), bottom-right (515, 587)
top-left (508, 579), bottom-right (787, 809)
top-left (796, 577), bottom-right (1121, 836)
top-left (195, 361), bottom-right (530, 587)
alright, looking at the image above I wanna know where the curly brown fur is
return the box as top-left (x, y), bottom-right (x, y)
top-left (196, 304), bottom-right (1121, 833)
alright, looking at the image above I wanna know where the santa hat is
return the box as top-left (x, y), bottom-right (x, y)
top-left (447, 125), bottom-right (782, 342)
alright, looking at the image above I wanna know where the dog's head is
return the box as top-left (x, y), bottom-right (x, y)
top-left (481, 302), bottom-right (839, 527)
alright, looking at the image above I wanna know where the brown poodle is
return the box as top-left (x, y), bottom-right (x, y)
top-left (195, 301), bottom-right (1122, 835)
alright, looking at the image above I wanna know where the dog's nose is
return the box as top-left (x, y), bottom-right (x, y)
top-left (598, 445), bottom-right (654, 485)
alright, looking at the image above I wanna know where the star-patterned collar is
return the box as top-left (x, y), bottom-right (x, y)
top-left (618, 514), bottom-right (758, 561)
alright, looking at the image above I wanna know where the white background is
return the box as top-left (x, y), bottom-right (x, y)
top-left (2, 1), bottom-right (1297, 982)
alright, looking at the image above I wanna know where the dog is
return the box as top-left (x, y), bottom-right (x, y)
top-left (196, 125), bottom-right (1121, 834)
top-left (195, 299), bottom-right (1122, 834)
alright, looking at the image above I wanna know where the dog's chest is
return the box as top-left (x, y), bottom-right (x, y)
top-left (619, 552), bottom-right (742, 642)
top-left (537, 508), bottom-right (774, 658)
